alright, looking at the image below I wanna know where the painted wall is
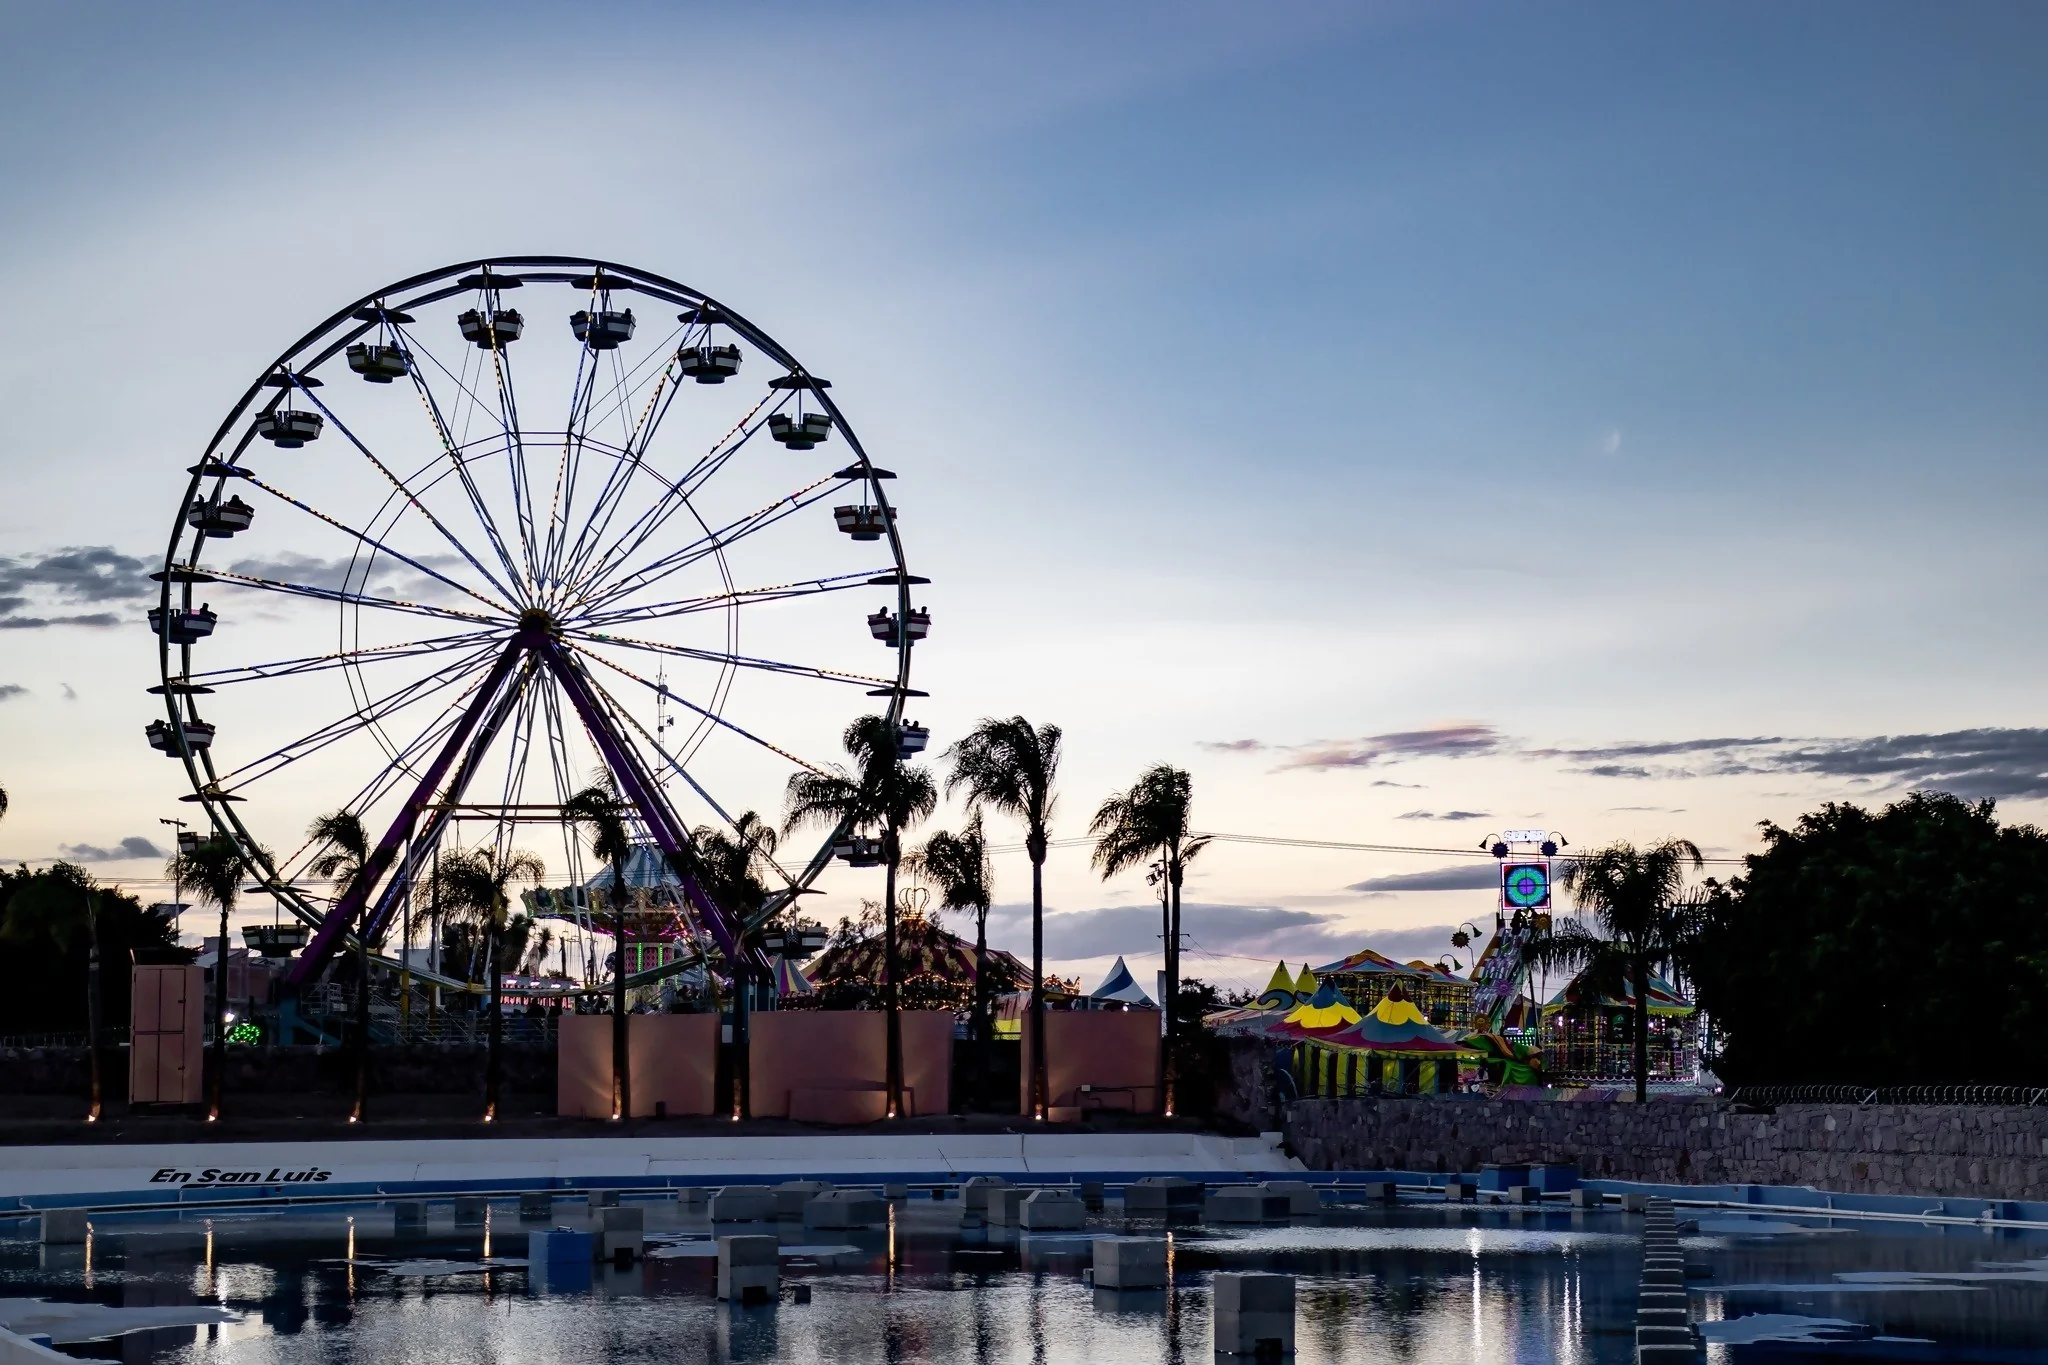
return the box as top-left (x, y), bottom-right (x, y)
top-left (1021, 1011), bottom-right (1162, 1119)
top-left (557, 1014), bottom-right (718, 1118)
top-left (749, 1011), bottom-right (953, 1120)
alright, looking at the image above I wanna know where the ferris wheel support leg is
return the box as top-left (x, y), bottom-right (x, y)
top-left (285, 639), bottom-right (531, 988)
top-left (537, 643), bottom-right (757, 970)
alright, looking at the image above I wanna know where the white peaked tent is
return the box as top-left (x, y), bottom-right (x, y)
top-left (1088, 956), bottom-right (1157, 1008)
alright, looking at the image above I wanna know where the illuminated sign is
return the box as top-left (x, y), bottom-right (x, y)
top-left (1501, 861), bottom-right (1551, 910)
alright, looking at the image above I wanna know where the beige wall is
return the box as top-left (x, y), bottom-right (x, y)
top-left (750, 1011), bottom-right (953, 1120)
top-left (557, 1013), bottom-right (718, 1118)
top-left (1021, 1010), bottom-right (1162, 1118)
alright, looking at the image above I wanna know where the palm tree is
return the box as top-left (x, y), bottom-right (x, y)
top-left (912, 814), bottom-right (994, 1106)
top-left (786, 714), bottom-right (935, 1118)
top-left (166, 834), bottom-right (248, 1122)
top-left (944, 717), bottom-right (1061, 1121)
top-left (432, 846), bottom-right (545, 1121)
top-left (1090, 764), bottom-right (1208, 1117)
top-left (308, 811), bottom-right (374, 1124)
top-left (1525, 838), bottom-right (1703, 1103)
top-left (690, 810), bottom-right (778, 1116)
top-left (564, 783), bottom-right (634, 1120)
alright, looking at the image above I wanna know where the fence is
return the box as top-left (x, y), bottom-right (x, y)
top-left (0, 1029), bottom-right (130, 1050)
top-left (1728, 1083), bottom-right (2048, 1108)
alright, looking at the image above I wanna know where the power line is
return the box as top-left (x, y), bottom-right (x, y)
top-left (986, 830), bottom-right (1750, 865)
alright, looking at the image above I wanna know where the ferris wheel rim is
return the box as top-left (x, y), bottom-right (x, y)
top-left (154, 257), bottom-right (921, 982)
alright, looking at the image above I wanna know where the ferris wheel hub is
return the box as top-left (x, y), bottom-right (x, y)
top-left (517, 607), bottom-right (562, 641)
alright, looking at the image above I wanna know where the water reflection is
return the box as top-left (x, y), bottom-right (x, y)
top-left (0, 1200), bottom-right (2042, 1365)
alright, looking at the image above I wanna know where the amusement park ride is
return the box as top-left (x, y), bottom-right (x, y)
top-left (148, 258), bottom-right (923, 1020)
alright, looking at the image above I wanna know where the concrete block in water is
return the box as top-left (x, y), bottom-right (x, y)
top-left (587, 1189), bottom-right (619, 1209)
top-left (1260, 1181), bottom-right (1319, 1216)
top-left (1530, 1163), bottom-right (1579, 1193)
top-left (528, 1228), bottom-right (594, 1264)
top-left (454, 1196), bottom-right (487, 1225)
top-left (38, 1211), bottom-right (88, 1245)
top-left (1213, 1272), bottom-right (1294, 1357)
top-left (961, 1176), bottom-right (1008, 1214)
top-left (884, 1184), bottom-right (909, 1202)
top-left (988, 1188), bottom-right (1030, 1227)
top-left (774, 1181), bottom-right (833, 1218)
top-left (711, 1185), bottom-right (775, 1222)
top-left (599, 1205), bottom-right (645, 1259)
top-left (393, 1201), bottom-right (427, 1228)
top-left (1442, 1180), bottom-right (1473, 1203)
top-left (1620, 1193), bottom-right (1649, 1213)
top-left (677, 1188), bottom-right (710, 1210)
top-left (1020, 1190), bottom-right (1085, 1230)
top-left (1569, 1188), bottom-right (1603, 1208)
top-left (804, 1190), bottom-right (887, 1229)
top-left (518, 1192), bottom-right (554, 1220)
top-left (1637, 1325), bottom-right (1695, 1348)
top-left (1362, 1182), bottom-right (1397, 1205)
top-left (1122, 1177), bottom-right (1202, 1214)
top-left (1093, 1236), bottom-right (1167, 1289)
top-left (1080, 1181), bottom-right (1104, 1211)
top-left (1506, 1185), bottom-right (1540, 1206)
top-left (1205, 1187), bottom-right (1288, 1224)
top-left (717, 1234), bottom-right (780, 1303)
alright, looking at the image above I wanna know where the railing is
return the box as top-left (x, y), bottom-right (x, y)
top-left (0, 1029), bottom-right (130, 1050)
top-left (1727, 1083), bottom-right (2048, 1108)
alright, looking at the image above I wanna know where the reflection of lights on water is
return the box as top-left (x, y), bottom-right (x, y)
top-left (346, 1218), bottom-right (356, 1301)
top-left (483, 1206), bottom-right (492, 1259)
top-left (82, 1228), bottom-right (93, 1289)
top-left (887, 1203), bottom-right (897, 1288)
top-left (205, 1220), bottom-right (217, 1300)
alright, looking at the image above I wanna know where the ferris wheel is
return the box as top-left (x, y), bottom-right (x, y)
top-left (148, 258), bottom-right (928, 989)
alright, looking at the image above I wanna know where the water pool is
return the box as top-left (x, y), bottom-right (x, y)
top-left (3, 1197), bottom-right (2044, 1363)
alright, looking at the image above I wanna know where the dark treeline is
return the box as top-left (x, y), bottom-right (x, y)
top-left (0, 863), bottom-right (191, 1037)
top-left (1687, 792), bottom-right (2048, 1087)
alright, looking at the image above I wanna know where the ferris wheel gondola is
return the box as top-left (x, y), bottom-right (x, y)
top-left (150, 257), bottom-right (926, 996)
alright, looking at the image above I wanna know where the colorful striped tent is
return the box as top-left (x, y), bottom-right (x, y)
top-left (1285, 989), bottom-right (1481, 1097)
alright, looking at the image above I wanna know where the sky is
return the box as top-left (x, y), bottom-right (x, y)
top-left (0, 1), bottom-right (2045, 998)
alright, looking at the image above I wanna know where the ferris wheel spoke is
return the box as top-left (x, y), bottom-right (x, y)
top-left (186, 628), bottom-right (507, 685)
top-left (576, 474), bottom-right (842, 615)
top-left (589, 669), bottom-right (811, 896)
top-left (578, 568), bottom-right (894, 631)
top-left (394, 323), bottom-right (531, 597)
top-left (243, 472), bottom-right (511, 617)
top-left (204, 566), bottom-right (505, 628)
top-left (570, 628), bottom-right (897, 690)
top-left (570, 642), bottom-right (833, 781)
top-left (552, 357), bottom-right (692, 596)
top-left (568, 397), bottom-right (776, 603)
top-left (212, 643), bottom-right (502, 788)
top-left (289, 380), bottom-right (521, 607)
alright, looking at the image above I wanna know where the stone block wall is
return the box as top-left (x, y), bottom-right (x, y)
top-left (1283, 1094), bottom-right (2048, 1200)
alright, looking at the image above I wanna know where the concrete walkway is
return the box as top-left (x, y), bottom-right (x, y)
top-left (0, 1131), bottom-right (1300, 1208)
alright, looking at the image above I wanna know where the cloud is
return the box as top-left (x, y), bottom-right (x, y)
top-left (60, 835), bottom-right (166, 862)
top-left (0, 613), bottom-right (122, 629)
top-left (0, 546), bottom-right (151, 629)
top-left (1347, 863), bottom-right (1499, 893)
top-left (1273, 723), bottom-right (1503, 772)
top-left (0, 684), bottom-right (26, 701)
top-left (1600, 427), bottom-right (1622, 455)
top-left (1535, 728), bottom-right (2048, 802)
top-left (60, 683), bottom-right (76, 701)
top-left (985, 900), bottom-right (1363, 965)
top-left (1396, 809), bottom-right (1490, 822)
top-left (1370, 780), bottom-right (1423, 789)
top-left (1198, 739), bottom-right (1266, 753)
top-left (224, 551), bottom-right (468, 604)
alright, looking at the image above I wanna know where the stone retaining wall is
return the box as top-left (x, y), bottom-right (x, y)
top-left (1284, 1094), bottom-right (2048, 1200)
